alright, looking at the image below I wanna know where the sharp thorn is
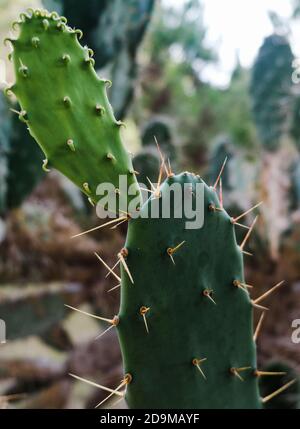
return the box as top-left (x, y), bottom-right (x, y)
top-left (71, 216), bottom-right (127, 238)
top-left (262, 379), bottom-right (297, 404)
top-left (219, 178), bottom-right (223, 208)
top-left (94, 252), bottom-right (121, 282)
top-left (213, 157), bottom-right (227, 190)
top-left (255, 370), bottom-right (287, 377)
top-left (251, 301), bottom-right (269, 311)
top-left (69, 373), bottom-right (123, 397)
top-left (105, 259), bottom-right (120, 278)
top-left (233, 202), bottom-right (263, 223)
top-left (240, 215), bottom-right (258, 250)
top-left (64, 304), bottom-right (117, 325)
top-left (107, 284), bottom-right (121, 293)
top-left (95, 324), bottom-right (116, 340)
top-left (95, 374), bottom-right (131, 408)
top-left (253, 312), bottom-right (266, 342)
top-left (235, 222), bottom-right (251, 230)
top-left (140, 306), bottom-right (150, 333)
top-left (118, 252), bottom-right (134, 284)
top-left (193, 358), bottom-right (207, 380)
top-left (253, 281), bottom-right (285, 305)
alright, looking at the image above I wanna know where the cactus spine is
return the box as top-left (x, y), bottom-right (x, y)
top-left (5, 9), bottom-right (294, 409)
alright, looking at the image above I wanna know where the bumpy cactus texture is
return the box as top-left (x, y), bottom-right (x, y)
top-left (250, 34), bottom-right (294, 151)
top-left (4, 9), bottom-right (273, 410)
top-left (43, 0), bottom-right (155, 118)
top-left (8, 10), bottom-right (140, 209)
top-left (118, 172), bottom-right (261, 408)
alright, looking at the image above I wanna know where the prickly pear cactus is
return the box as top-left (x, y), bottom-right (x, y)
top-left (4, 9), bottom-right (293, 410)
top-left (0, 93), bottom-right (45, 214)
top-left (118, 172), bottom-right (261, 409)
top-left (132, 147), bottom-right (160, 187)
top-left (6, 110), bottom-right (45, 210)
top-left (141, 117), bottom-right (177, 162)
top-left (250, 34), bottom-right (294, 151)
top-left (43, 0), bottom-right (155, 118)
top-left (208, 135), bottom-right (233, 191)
top-left (6, 9), bottom-right (140, 209)
top-left (289, 159), bottom-right (300, 212)
top-left (0, 93), bottom-right (11, 215)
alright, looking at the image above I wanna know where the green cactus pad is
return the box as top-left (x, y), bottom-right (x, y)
top-left (8, 10), bottom-right (140, 209)
top-left (117, 172), bottom-right (261, 408)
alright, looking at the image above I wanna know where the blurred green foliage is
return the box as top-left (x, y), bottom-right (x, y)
top-left (133, 0), bottom-right (258, 171)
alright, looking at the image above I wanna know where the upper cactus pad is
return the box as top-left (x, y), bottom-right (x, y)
top-left (6, 9), bottom-right (140, 208)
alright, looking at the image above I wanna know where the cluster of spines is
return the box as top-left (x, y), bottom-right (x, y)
top-left (64, 156), bottom-right (295, 408)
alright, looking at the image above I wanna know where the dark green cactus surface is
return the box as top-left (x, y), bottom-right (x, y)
top-left (6, 111), bottom-right (45, 210)
top-left (141, 117), bottom-right (177, 162)
top-left (132, 147), bottom-right (160, 188)
top-left (250, 34), bottom-right (294, 151)
top-left (117, 172), bottom-right (261, 409)
top-left (8, 10), bottom-right (140, 209)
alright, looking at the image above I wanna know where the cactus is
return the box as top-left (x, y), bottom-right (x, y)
top-left (208, 135), bottom-right (258, 224)
top-left (6, 110), bottom-right (45, 210)
top-left (118, 172), bottom-right (261, 409)
top-left (132, 147), bottom-right (160, 188)
top-left (141, 117), bottom-right (177, 162)
top-left (289, 159), bottom-right (300, 212)
top-left (208, 135), bottom-right (233, 191)
top-left (250, 34), bottom-right (295, 259)
top-left (6, 10), bottom-right (140, 210)
top-left (5, 9), bottom-right (295, 409)
top-left (43, 0), bottom-right (156, 118)
top-left (0, 93), bottom-right (11, 215)
top-left (0, 93), bottom-right (45, 215)
top-left (250, 34), bottom-right (294, 152)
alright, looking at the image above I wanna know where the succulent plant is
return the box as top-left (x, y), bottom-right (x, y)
top-left (4, 9), bottom-right (296, 409)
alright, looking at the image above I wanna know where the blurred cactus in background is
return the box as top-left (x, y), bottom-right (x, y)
top-left (133, 147), bottom-right (160, 186)
top-left (133, 116), bottom-right (177, 186)
top-left (250, 33), bottom-right (297, 259)
top-left (208, 135), bottom-right (258, 217)
top-left (0, 92), bottom-right (44, 217)
top-left (0, 93), bottom-right (11, 216)
top-left (141, 116), bottom-right (177, 162)
top-left (250, 34), bottom-right (294, 152)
